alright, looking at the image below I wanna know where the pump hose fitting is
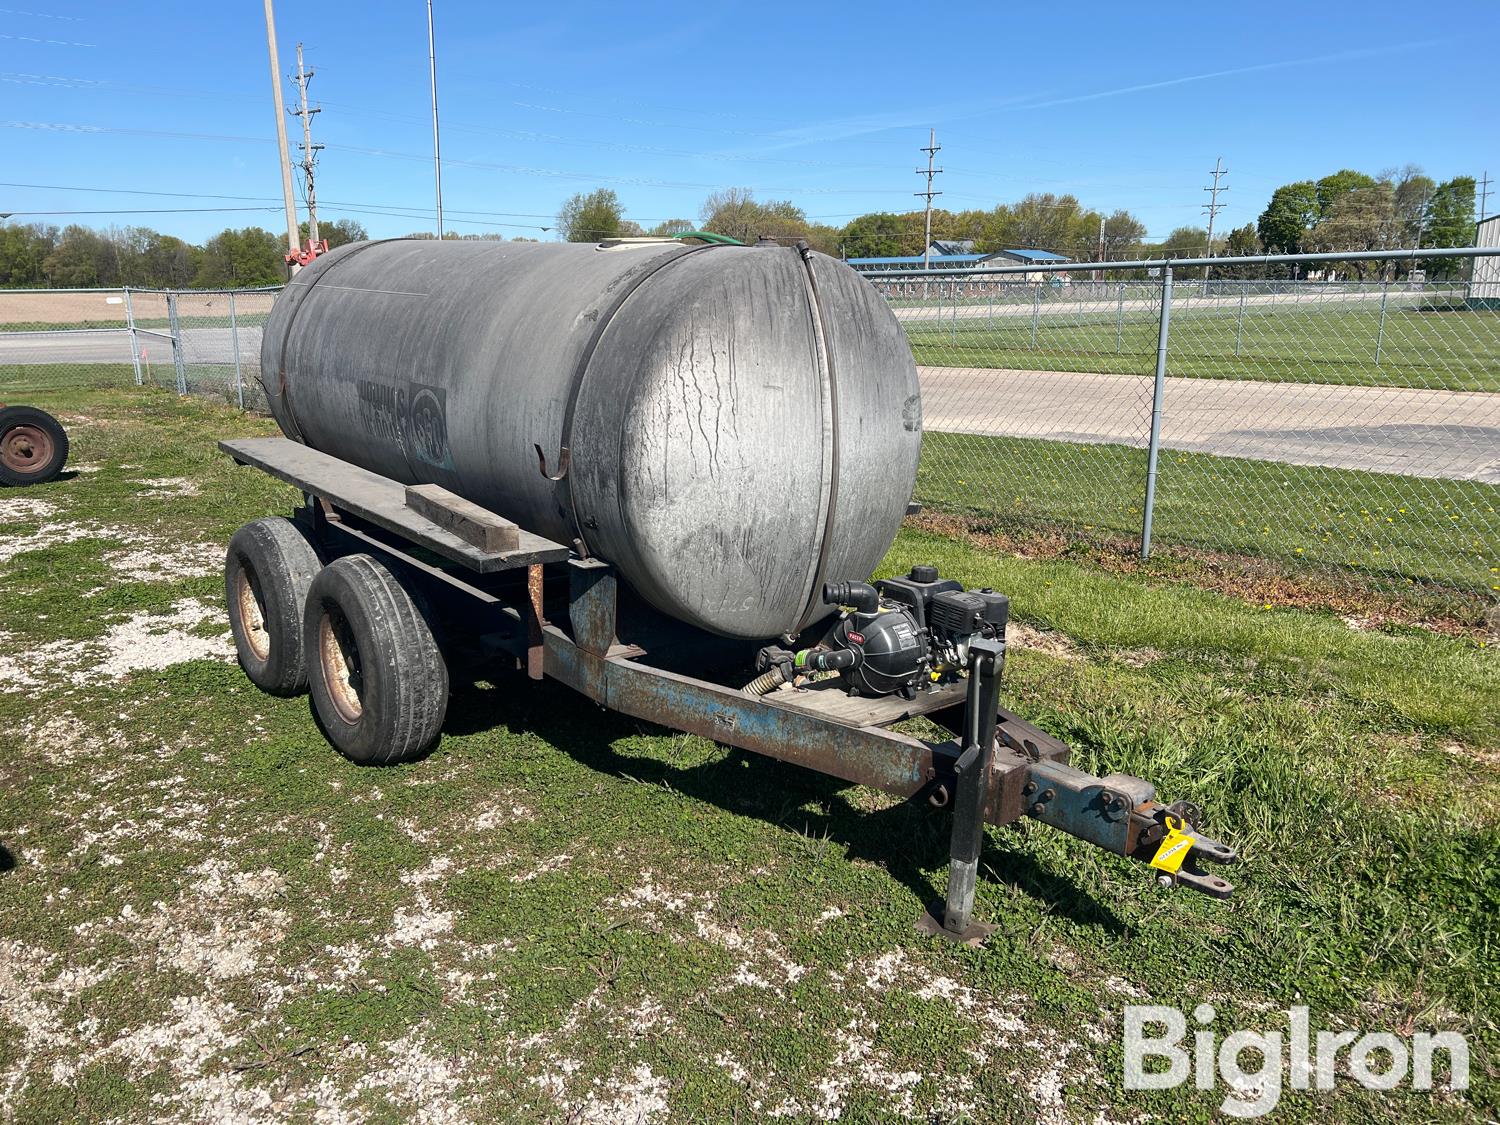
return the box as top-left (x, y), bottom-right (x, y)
top-left (823, 581), bottom-right (879, 613)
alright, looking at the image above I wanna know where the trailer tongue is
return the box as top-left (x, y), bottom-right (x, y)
top-left (221, 436), bottom-right (1236, 942)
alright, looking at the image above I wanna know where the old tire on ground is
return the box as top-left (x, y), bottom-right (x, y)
top-left (303, 553), bottom-right (449, 765)
top-left (225, 517), bottom-right (324, 695)
top-left (0, 406), bottom-right (69, 487)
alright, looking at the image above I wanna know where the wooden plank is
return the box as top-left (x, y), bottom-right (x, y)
top-left (219, 437), bottom-right (569, 573)
top-left (764, 675), bottom-right (967, 728)
top-left (404, 483), bottom-right (520, 553)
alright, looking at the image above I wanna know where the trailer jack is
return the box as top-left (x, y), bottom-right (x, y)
top-left (918, 637), bottom-right (1237, 943)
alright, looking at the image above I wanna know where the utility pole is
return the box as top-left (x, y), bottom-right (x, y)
top-left (1202, 156), bottom-right (1228, 282)
top-left (291, 43), bottom-right (323, 247)
top-left (1479, 170), bottom-right (1492, 223)
top-left (1095, 213), bottom-right (1105, 282)
top-left (915, 128), bottom-right (942, 270)
top-left (262, 0), bottom-right (301, 269)
top-left (426, 0), bottom-right (444, 239)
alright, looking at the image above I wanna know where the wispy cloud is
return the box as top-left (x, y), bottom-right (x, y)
top-left (1004, 42), bottom-right (1441, 113)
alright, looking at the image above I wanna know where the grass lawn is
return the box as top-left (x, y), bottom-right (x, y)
top-left (0, 388), bottom-right (1495, 1122)
top-left (917, 431), bottom-right (1500, 609)
top-left (905, 305), bottom-right (1500, 393)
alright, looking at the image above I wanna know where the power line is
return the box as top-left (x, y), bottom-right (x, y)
top-left (916, 129), bottom-right (942, 270)
top-left (7, 206), bottom-right (283, 216)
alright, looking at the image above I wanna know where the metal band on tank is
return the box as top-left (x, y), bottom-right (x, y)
top-left (265, 239), bottom-right (406, 444)
top-left (542, 241), bottom-right (725, 556)
top-left (792, 241), bottom-right (841, 634)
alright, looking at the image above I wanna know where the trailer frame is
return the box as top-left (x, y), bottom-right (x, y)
top-left (222, 436), bottom-right (1236, 939)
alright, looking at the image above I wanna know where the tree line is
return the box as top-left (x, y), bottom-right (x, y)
top-left (557, 165), bottom-right (1477, 277)
top-left (0, 218), bottom-right (370, 290)
top-left (3, 163), bottom-right (1478, 289)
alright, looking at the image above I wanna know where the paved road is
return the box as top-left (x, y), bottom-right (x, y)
top-left (0, 327), bottom-right (241, 366)
top-left (3, 328), bottom-right (1495, 483)
top-left (886, 286), bottom-right (1451, 322)
top-left (921, 366), bottom-right (1500, 483)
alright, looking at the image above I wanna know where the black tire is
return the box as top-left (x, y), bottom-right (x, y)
top-left (304, 553), bottom-right (449, 765)
top-left (225, 517), bottom-right (324, 695)
top-left (0, 406), bottom-right (69, 487)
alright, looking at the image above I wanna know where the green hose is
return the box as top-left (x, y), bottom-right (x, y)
top-left (672, 230), bottom-right (744, 246)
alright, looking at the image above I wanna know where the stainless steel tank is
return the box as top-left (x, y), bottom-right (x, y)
top-left (260, 238), bottom-right (922, 639)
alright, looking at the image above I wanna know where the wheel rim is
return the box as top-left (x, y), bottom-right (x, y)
top-left (318, 605), bottom-right (364, 723)
top-left (0, 424), bottom-right (53, 475)
top-left (234, 566), bottom-right (271, 661)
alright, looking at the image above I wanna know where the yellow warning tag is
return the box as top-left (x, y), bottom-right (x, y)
top-left (1149, 816), bottom-right (1196, 874)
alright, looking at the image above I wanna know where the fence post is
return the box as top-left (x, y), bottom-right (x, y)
top-left (122, 288), bottom-right (144, 386)
top-left (1030, 282), bottom-right (1041, 347)
top-left (166, 291), bottom-right (187, 395)
top-left (1234, 285), bottom-right (1246, 357)
top-left (1141, 266), bottom-right (1173, 559)
top-left (229, 291), bottom-right (245, 410)
top-left (1115, 281), bottom-right (1125, 353)
top-left (1374, 281), bottom-right (1389, 366)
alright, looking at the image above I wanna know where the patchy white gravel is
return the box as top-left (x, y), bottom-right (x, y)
top-left (133, 476), bottom-right (201, 497)
top-left (0, 597), bottom-right (233, 694)
top-left (0, 496), bottom-right (60, 523)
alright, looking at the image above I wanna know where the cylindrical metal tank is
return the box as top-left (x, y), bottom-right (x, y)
top-left (260, 238), bottom-right (922, 639)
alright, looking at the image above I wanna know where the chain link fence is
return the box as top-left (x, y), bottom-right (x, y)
top-left (0, 285), bottom-right (277, 410)
top-left (873, 247), bottom-right (1500, 617)
top-left (4, 249), bottom-right (1498, 616)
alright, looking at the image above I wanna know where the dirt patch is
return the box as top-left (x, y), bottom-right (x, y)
top-left (1008, 622), bottom-right (1082, 661)
top-left (909, 511), bottom-right (1490, 636)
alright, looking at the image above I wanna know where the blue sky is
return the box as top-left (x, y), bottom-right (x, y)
top-left (4, 1), bottom-right (1497, 247)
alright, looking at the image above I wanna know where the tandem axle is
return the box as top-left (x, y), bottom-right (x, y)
top-left (221, 436), bottom-right (1236, 941)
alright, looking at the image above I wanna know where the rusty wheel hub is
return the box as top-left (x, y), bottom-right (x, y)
top-left (0, 423), bottom-right (52, 475)
top-left (318, 607), bottom-right (364, 723)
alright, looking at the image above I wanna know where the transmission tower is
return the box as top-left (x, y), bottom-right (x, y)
top-left (915, 129), bottom-right (942, 270)
top-left (1202, 157), bottom-right (1228, 281)
top-left (290, 43), bottom-right (324, 248)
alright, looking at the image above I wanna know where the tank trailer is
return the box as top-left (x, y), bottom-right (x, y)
top-left (222, 237), bottom-right (1236, 940)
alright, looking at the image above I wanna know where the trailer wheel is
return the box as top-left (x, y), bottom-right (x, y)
top-left (0, 406), bottom-right (69, 487)
top-left (225, 517), bottom-right (324, 695)
top-left (304, 553), bottom-right (448, 765)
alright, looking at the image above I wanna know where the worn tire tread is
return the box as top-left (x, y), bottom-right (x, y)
top-left (224, 517), bottom-right (323, 695)
top-left (304, 553), bottom-right (448, 765)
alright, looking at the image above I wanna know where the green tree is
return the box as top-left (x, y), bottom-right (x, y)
top-left (0, 223), bottom-right (57, 287)
top-left (300, 218), bottom-right (368, 249)
top-left (1155, 226), bottom-right (1214, 278)
top-left (193, 227), bottom-right (286, 287)
top-left (1314, 169), bottom-right (1376, 216)
top-left (43, 225), bottom-right (117, 287)
top-left (1101, 210), bottom-right (1146, 260)
top-left (1301, 184), bottom-right (1398, 276)
top-left (1257, 181), bottom-right (1320, 255)
top-left (840, 212), bottom-right (906, 258)
top-left (647, 218), bottom-right (695, 237)
top-left (1423, 176), bottom-right (1475, 277)
top-left (558, 189), bottom-right (624, 242)
top-left (699, 188), bottom-right (810, 244)
top-left (1210, 223), bottom-right (1264, 279)
top-left (1386, 165), bottom-right (1435, 246)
